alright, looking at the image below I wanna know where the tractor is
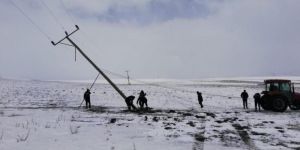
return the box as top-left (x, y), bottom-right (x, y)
top-left (261, 79), bottom-right (300, 112)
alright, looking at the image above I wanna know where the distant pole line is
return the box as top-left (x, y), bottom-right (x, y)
top-left (126, 70), bottom-right (131, 85)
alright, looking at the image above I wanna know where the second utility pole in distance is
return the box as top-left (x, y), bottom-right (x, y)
top-left (125, 70), bottom-right (131, 85)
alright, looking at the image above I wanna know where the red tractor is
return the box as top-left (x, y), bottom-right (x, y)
top-left (261, 79), bottom-right (300, 112)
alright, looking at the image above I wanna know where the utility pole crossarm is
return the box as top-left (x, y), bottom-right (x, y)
top-left (51, 25), bottom-right (79, 46)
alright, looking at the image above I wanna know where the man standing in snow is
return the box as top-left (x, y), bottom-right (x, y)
top-left (253, 93), bottom-right (261, 111)
top-left (241, 90), bottom-right (249, 109)
top-left (197, 91), bottom-right (203, 108)
top-left (84, 89), bottom-right (91, 109)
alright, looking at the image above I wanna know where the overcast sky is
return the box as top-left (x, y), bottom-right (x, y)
top-left (1, 0), bottom-right (300, 80)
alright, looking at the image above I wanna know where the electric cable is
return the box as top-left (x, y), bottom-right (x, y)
top-left (59, 0), bottom-right (77, 25)
top-left (9, 0), bottom-right (52, 41)
top-left (40, 0), bottom-right (66, 31)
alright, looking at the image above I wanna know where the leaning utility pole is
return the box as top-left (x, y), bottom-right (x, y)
top-left (51, 25), bottom-right (127, 101)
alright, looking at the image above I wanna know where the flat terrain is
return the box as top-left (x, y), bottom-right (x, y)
top-left (0, 78), bottom-right (299, 150)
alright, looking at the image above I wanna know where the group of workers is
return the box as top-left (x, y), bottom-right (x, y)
top-left (83, 89), bottom-right (149, 110)
top-left (240, 90), bottom-right (261, 111)
top-left (83, 88), bottom-right (262, 111)
top-left (124, 90), bottom-right (149, 110)
top-left (197, 90), bottom-right (261, 111)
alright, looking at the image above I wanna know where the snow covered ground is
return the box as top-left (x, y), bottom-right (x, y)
top-left (0, 78), bottom-right (299, 150)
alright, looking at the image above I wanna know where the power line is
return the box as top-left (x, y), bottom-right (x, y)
top-left (101, 69), bottom-right (195, 92)
top-left (9, 0), bottom-right (52, 41)
top-left (40, 0), bottom-right (66, 31)
top-left (101, 69), bottom-right (241, 99)
top-left (59, 0), bottom-right (110, 64)
top-left (59, 0), bottom-right (77, 25)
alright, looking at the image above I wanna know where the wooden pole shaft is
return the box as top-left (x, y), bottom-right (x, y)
top-left (66, 36), bottom-right (127, 100)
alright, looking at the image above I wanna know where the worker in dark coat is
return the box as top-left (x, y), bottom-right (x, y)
top-left (197, 91), bottom-right (203, 108)
top-left (136, 91), bottom-right (143, 107)
top-left (84, 89), bottom-right (91, 109)
top-left (137, 90), bottom-right (148, 108)
top-left (253, 93), bottom-right (261, 111)
top-left (241, 90), bottom-right (249, 109)
top-left (125, 95), bottom-right (137, 111)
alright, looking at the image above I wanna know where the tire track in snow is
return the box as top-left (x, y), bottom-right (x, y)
top-left (232, 112), bottom-right (259, 150)
top-left (192, 114), bottom-right (207, 150)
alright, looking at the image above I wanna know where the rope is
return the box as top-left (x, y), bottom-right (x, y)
top-left (9, 0), bottom-right (52, 41)
top-left (40, 0), bottom-right (66, 31)
top-left (89, 73), bottom-right (100, 89)
top-left (79, 73), bottom-right (100, 107)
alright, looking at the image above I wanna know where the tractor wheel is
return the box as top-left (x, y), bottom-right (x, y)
top-left (272, 96), bottom-right (288, 112)
top-left (260, 96), bottom-right (272, 110)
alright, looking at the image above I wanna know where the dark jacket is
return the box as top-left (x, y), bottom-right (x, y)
top-left (241, 91), bottom-right (249, 100)
top-left (139, 90), bottom-right (146, 97)
top-left (253, 93), bottom-right (261, 101)
top-left (197, 92), bottom-right (203, 102)
top-left (84, 90), bottom-right (91, 101)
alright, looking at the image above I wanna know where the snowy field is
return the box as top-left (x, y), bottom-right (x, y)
top-left (0, 78), bottom-right (300, 150)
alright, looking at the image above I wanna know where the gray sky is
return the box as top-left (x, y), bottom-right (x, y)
top-left (1, 0), bottom-right (300, 80)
